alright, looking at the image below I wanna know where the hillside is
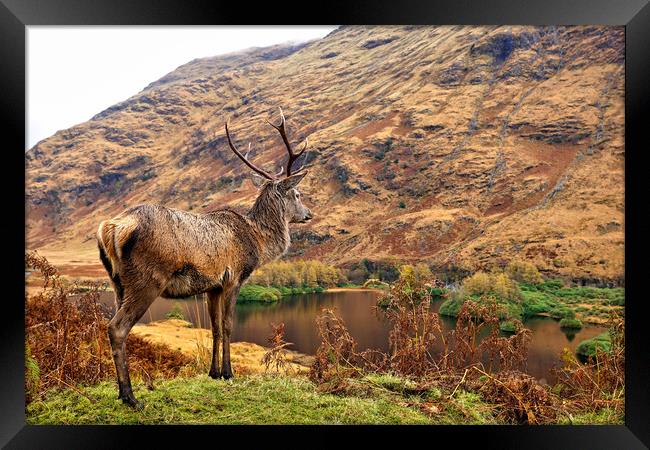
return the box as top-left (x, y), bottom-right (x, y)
top-left (25, 25), bottom-right (625, 284)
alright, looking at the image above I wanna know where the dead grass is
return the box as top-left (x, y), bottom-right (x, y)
top-left (130, 318), bottom-right (313, 376)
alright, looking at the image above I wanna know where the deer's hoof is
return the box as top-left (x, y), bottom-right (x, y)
top-left (121, 395), bottom-right (144, 410)
top-left (222, 371), bottom-right (233, 380)
top-left (208, 369), bottom-right (222, 380)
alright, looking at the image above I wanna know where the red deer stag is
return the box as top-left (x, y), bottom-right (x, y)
top-left (97, 108), bottom-right (312, 407)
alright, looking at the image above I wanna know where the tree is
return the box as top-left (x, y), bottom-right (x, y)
top-left (413, 263), bottom-right (432, 282)
top-left (398, 265), bottom-right (416, 285)
top-left (506, 259), bottom-right (543, 284)
top-left (248, 259), bottom-right (348, 288)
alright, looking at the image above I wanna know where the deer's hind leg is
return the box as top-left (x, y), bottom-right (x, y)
top-left (207, 288), bottom-right (224, 379)
top-left (108, 281), bottom-right (161, 408)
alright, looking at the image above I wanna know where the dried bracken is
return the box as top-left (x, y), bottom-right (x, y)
top-left (554, 314), bottom-right (624, 417)
top-left (477, 369), bottom-right (557, 424)
top-left (308, 274), bottom-right (620, 424)
top-left (261, 323), bottom-right (293, 374)
top-left (309, 309), bottom-right (387, 393)
top-left (25, 252), bottom-right (192, 403)
top-left (378, 277), bottom-right (531, 377)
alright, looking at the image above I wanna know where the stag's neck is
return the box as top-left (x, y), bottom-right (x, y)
top-left (246, 200), bottom-right (290, 265)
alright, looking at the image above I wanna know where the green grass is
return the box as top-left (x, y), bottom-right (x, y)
top-left (26, 375), bottom-right (438, 425)
top-left (336, 283), bottom-right (363, 288)
top-left (363, 373), bottom-right (419, 394)
top-left (26, 374), bottom-right (506, 425)
top-left (278, 286), bottom-right (325, 296)
top-left (557, 407), bottom-right (623, 425)
top-left (521, 290), bottom-right (558, 317)
top-left (520, 281), bottom-right (624, 316)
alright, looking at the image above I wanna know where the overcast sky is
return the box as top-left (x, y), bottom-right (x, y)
top-left (26, 26), bottom-right (337, 149)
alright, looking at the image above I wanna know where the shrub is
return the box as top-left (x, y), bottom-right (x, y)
top-left (604, 289), bottom-right (625, 306)
top-left (549, 306), bottom-right (575, 320)
top-left (500, 321), bottom-right (517, 333)
top-left (576, 333), bottom-right (612, 358)
top-left (238, 285), bottom-right (282, 303)
top-left (498, 299), bottom-right (523, 321)
top-left (279, 286), bottom-right (293, 296)
top-left (559, 318), bottom-right (583, 329)
top-left (506, 259), bottom-right (543, 284)
top-left (521, 291), bottom-right (556, 317)
top-left (261, 323), bottom-right (293, 374)
top-left (165, 303), bottom-right (185, 320)
top-left (538, 279), bottom-right (564, 292)
top-left (25, 342), bottom-right (41, 403)
top-left (313, 286), bottom-right (532, 401)
top-left (428, 287), bottom-right (447, 300)
top-left (463, 272), bottom-right (493, 296)
top-left (439, 297), bottom-right (464, 317)
top-left (398, 264), bottom-right (416, 285)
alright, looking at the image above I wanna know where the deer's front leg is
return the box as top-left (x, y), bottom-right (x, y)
top-left (221, 285), bottom-right (240, 379)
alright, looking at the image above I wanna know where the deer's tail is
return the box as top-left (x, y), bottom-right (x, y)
top-left (97, 220), bottom-right (118, 277)
top-left (97, 216), bottom-right (138, 278)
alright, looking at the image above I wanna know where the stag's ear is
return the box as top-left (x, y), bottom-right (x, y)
top-left (278, 171), bottom-right (308, 192)
top-left (251, 173), bottom-right (267, 189)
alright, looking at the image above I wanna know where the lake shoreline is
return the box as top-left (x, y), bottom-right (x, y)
top-left (132, 318), bottom-right (315, 374)
top-left (325, 287), bottom-right (384, 293)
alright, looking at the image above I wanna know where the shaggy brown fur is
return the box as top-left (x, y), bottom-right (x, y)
top-left (97, 172), bottom-right (311, 407)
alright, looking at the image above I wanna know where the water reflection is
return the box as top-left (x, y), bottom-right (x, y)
top-left (96, 290), bottom-right (607, 382)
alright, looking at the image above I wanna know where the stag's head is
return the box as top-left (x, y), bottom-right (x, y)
top-left (225, 108), bottom-right (313, 224)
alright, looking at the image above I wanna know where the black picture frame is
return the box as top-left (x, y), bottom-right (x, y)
top-left (3, 0), bottom-right (649, 447)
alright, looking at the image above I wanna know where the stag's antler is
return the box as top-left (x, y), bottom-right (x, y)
top-left (267, 107), bottom-right (309, 177)
top-left (225, 120), bottom-right (275, 180)
top-left (225, 108), bottom-right (309, 180)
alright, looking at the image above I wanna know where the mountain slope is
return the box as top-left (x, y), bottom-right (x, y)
top-left (26, 25), bottom-right (624, 284)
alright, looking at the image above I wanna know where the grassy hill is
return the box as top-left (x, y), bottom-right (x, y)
top-left (26, 25), bottom-right (624, 284)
